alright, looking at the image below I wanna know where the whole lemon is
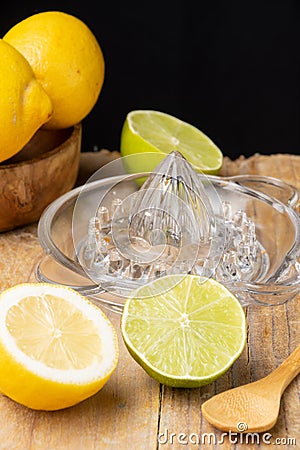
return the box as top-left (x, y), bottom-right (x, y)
top-left (0, 39), bottom-right (52, 163)
top-left (4, 11), bottom-right (105, 129)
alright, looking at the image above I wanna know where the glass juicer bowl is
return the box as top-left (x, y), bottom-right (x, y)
top-left (37, 152), bottom-right (300, 313)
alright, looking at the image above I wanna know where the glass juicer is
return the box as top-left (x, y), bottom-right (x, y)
top-left (37, 151), bottom-right (300, 313)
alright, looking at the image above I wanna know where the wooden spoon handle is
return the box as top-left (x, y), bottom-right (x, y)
top-left (266, 344), bottom-right (300, 392)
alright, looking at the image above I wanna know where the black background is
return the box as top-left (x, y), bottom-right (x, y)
top-left (1, 1), bottom-right (300, 159)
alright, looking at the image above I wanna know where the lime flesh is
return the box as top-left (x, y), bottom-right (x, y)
top-left (121, 275), bottom-right (246, 388)
top-left (120, 110), bottom-right (223, 175)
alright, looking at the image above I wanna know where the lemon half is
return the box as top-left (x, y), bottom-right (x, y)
top-left (0, 283), bottom-right (118, 410)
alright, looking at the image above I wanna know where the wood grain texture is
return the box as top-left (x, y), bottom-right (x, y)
top-left (201, 344), bottom-right (300, 433)
top-left (0, 152), bottom-right (299, 449)
top-left (0, 125), bottom-right (81, 232)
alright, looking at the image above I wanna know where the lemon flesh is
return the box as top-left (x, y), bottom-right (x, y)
top-left (120, 110), bottom-right (223, 175)
top-left (121, 275), bottom-right (246, 388)
top-left (0, 39), bottom-right (52, 162)
top-left (4, 11), bottom-right (104, 129)
top-left (0, 283), bottom-right (118, 410)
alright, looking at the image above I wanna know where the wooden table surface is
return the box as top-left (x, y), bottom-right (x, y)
top-left (0, 152), bottom-right (299, 450)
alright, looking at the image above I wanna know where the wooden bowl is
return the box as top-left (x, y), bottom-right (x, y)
top-left (0, 123), bottom-right (82, 232)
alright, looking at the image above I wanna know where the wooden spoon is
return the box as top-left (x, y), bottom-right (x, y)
top-left (201, 344), bottom-right (300, 433)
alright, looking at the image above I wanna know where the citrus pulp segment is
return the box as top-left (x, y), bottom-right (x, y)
top-left (121, 275), bottom-right (246, 388)
top-left (120, 110), bottom-right (223, 175)
top-left (0, 283), bottom-right (118, 410)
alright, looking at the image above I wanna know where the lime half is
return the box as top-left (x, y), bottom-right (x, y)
top-left (121, 275), bottom-right (246, 388)
top-left (120, 110), bottom-right (223, 175)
